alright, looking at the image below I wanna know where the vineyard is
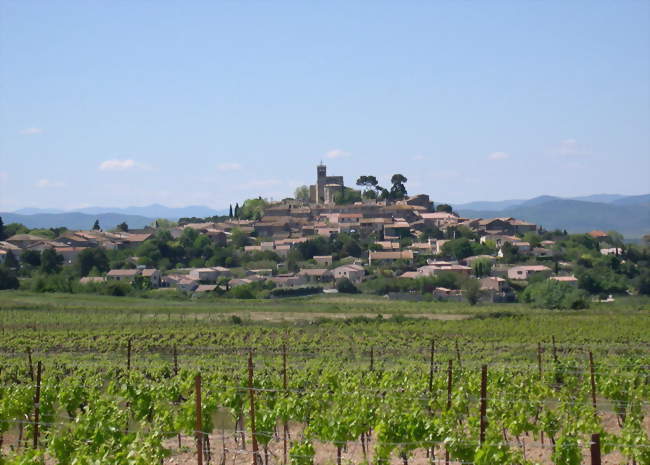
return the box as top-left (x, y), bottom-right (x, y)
top-left (0, 292), bottom-right (649, 465)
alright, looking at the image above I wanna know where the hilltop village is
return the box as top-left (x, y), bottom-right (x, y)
top-left (0, 164), bottom-right (647, 306)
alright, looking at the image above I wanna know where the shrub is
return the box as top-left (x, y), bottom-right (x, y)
top-left (520, 280), bottom-right (589, 310)
top-left (336, 278), bottom-right (358, 294)
top-left (103, 281), bottom-right (133, 297)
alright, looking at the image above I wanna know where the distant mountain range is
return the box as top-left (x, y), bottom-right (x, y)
top-left (454, 194), bottom-right (650, 238)
top-left (1, 204), bottom-right (228, 231)
top-left (454, 194), bottom-right (650, 211)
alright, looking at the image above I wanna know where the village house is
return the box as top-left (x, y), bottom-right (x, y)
top-left (588, 230), bottom-right (609, 240)
top-left (600, 247), bottom-right (623, 256)
top-left (368, 250), bottom-right (414, 266)
top-left (550, 275), bottom-right (578, 286)
top-left (383, 220), bottom-right (411, 239)
top-left (163, 274), bottom-right (198, 292)
top-left (297, 268), bottom-right (332, 283)
top-left (194, 284), bottom-right (219, 294)
top-left (332, 264), bottom-right (365, 284)
top-left (6, 234), bottom-right (51, 249)
top-left (373, 241), bottom-right (401, 251)
top-left (419, 212), bottom-right (460, 228)
top-left (433, 287), bottom-right (463, 301)
top-left (142, 268), bottom-right (162, 288)
top-left (188, 267), bottom-right (231, 282)
top-left (313, 255), bottom-right (333, 267)
top-left (507, 265), bottom-right (552, 280)
top-left (79, 276), bottom-right (106, 284)
top-left (408, 241), bottom-right (437, 255)
top-left (268, 274), bottom-right (307, 289)
top-left (54, 246), bottom-right (88, 265)
top-left (480, 276), bottom-right (508, 293)
top-left (417, 262), bottom-right (472, 277)
top-left (106, 269), bottom-right (140, 282)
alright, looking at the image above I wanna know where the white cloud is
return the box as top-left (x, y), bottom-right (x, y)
top-left (555, 139), bottom-right (591, 157)
top-left (487, 151), bottom-right (510, 161)
top-left (19, 127), bottom-right (43, 135)
top-left (36, 179), bottom-right (65, 188)
top-left (98, 159), bottom-right (149, 171)
top-left (325, 149), bottom-right (350, 159)
top-left (216, 162), bottom-right (242, 172)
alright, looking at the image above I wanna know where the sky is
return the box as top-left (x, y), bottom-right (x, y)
top-left (1, 1), bottom-right (649, 211)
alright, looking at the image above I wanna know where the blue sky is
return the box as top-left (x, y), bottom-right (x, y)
top-left (1, 1), bottom-right (648, 211)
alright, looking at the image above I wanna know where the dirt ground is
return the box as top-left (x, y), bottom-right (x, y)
top-left (1, 410), bottom-right (646, 464)
top-left (162, 410), bottom-right (648, 465)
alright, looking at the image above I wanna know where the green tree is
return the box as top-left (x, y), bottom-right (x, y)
top-left (0, 265), bottom-right (19, 290)
top-left (3, 222), bottom-right (29, 237)
top-left (21, 250), bottom-right (41, 268)
top-left (92, 219), bottom-right (101, 230)
top-left (4, 250), bottom-right (19, 270)
top-left (389, 174), bottom-right (408, 200)
top-left (234, 202), bottom-right (240, 218)
top-left (436, 204), bottom-right (453, 213)
top-left (230, 228), bottom-right (250, 248)
top-left (116, 222), bottom-right (128, 232)
top-left (333, 187), bottom-right (362, 205)
top-left (294, 185), bottom-right (310, 202)
top-left (521, 280), bottom-right (589, 309)
top-left (75, 248), bottom-right (109, 277)
top-left (442, 238), bottom-right (474, 260)
top-left (40, 248), bottom-right (63, 274)
top-left (336, 278), bottom-right (358, 293)
top-left (356, 175), bottom-right (380, 199)
top-left (462, 278), bottom-right (481, 305)
top-left (229, 204), bottom-right (233, 218)
top-left (239, 198), bottom-right (268, 220)
top-left (472, 258), bottom-right (492, 277)
top-left (0, 216), bottom-right (5, 241)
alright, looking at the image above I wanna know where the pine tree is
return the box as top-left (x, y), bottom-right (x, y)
top-left (0, 216), bottom-right (5, 241)
top-left (229, 204), bottom-right (233, 219)
top-left (234, 203), bottom-right (240, 218)
top-left (92, 219), bottom-right (100, 230)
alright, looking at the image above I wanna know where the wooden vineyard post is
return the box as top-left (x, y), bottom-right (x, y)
top-left (590, 433), bottom-right (602, 465)
top-left (428, 339), bottom-right (435, 393)
top-left (445, 359), bottom-right (453, 465)
top-left (446, 360), bottom-right (453, 410)
top-left (552, 336), bottom-right (558, 364)
top-left (127, 339), bottom-right (132, 372)
top-left (173, 345), bottom-right (179, 376)
top-left (33, 361), bottom-right (42, 449)
top-left (455, 339), bottom-right (462, 368)
top-left (479, 365), bottom-right (488, 445)
top-left (195, 374), bottom-right (203, 465)
top-left (538, 342), bottom-right (544, 445)
top-left (282, 343), bottom-right (288, 465)
top-left (370, 347), bottom-right (374, 371)
top-left (248, 352), bottom-right (260, 465)
top-left (537, 342), bottom-right (543, 379)
top-left (589, 352), bottom-right (597, 418)
top-left (27, 347), bottom-right (34, 382)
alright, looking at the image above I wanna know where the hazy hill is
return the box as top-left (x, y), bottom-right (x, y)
top-left (457, 199), bottom-right (650, 238)
top-left (455, 193), bottom-right (649, 212)
top-left (72, 204), bottom-right (226, 219)
top-left (0, 212), bottom-right (156, 230)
